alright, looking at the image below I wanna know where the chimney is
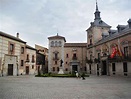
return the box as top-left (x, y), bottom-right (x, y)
top-left (16, 33), bottom-right (19, 38)
top-left (128, 19), bottom-right (131, 28)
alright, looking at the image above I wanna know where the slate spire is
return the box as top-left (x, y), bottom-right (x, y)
top-left (94, 0), bottom-right (101, 20)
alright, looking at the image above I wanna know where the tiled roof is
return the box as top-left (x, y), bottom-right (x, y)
top-left (0, 31), bottom-right (26, 43)
top-left (48, 35), bottom-right (66, 42)
top-left (95, 28), bottom-right (131, 46)
top-left (64, 43), bottom-right (87, 47)
top-left (91, 19), bottom-right (111, 28)
top-left (26, 45), bottom-right (36, 50)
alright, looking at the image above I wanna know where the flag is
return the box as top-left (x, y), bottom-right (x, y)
top-left (117, 45), bottom-right (124, 57)
top-left (110, 47), bottom-right (117, 58)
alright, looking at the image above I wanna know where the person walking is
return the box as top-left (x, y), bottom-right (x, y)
top-left (76, 71), bottom-right (79, 78)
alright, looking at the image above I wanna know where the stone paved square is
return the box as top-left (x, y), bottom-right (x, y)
top-left (0, 76), bottom-right (131, 99)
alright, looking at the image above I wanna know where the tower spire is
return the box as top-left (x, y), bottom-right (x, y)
top-left (94, 0), bottom-right (101, 20)
top-left (96, 0), bottom-right (98, 11)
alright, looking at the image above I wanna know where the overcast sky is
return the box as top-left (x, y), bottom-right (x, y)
top-left (0, 0), bottom-right (131, 48)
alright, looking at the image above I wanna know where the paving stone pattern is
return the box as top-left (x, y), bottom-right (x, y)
top-left (0, 75), bottom-right (131, 99)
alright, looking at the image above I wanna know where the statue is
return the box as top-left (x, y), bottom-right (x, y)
top-left (60, 59), bottom-right (63, 67)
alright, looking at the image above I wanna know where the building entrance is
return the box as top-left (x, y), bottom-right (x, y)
top-left (26, 66), bottom-right (29, 75)
top-left (72, 65), bottom-right (78, 73)
top-left (102, 61), bottom-right (107, 75)
top-left (8, 64), bottom-right (13, 75)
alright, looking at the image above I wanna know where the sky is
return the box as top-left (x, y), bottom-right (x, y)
top-left (0, 0), bottom-right (131, 48)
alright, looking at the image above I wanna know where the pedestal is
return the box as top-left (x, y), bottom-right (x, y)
top-left (58, 68), bottom-right (64, 74)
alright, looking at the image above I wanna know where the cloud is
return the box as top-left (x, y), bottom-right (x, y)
top-left (0, 0), bottom-right (131, 48)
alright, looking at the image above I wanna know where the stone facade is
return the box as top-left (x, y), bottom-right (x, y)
top-left (0, 32), bottom-right (37, 76)
top-left (86, 2), bottom-right (131, 77)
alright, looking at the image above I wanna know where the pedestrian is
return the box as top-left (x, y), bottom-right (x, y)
top-left (81, 72), bottom-right (85, 80)
top-left (75, 71), bottom-right (79, 78)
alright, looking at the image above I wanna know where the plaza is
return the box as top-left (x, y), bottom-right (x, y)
top-left (0, 76), bottom-right (131, 99)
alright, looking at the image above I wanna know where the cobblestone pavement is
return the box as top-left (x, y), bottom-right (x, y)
top-left (0, 75), bottom-right (131, 99)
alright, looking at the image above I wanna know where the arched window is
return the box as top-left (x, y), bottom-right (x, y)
top-left (59, 41), bottom-right (62, 47)
top-left (51, 41), bottom-right (54, 47)
top-left (55, 41), bottom-right (57, 46)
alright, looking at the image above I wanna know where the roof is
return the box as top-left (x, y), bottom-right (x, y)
top-left (26, 45), bottom-right (36, 51)
top-left (0, 31), bottom-right (26, 43)
top-left (64, 43), bottom-right (87, 47)
top-left (48, 34), bottom-right (66, 42)
top-left (91, 19), bottom-right (111, 28)
top-left (94, 28), bottom-right (131, 47)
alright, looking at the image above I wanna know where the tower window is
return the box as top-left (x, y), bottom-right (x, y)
top-left (51, 41), bottom-right (54, 47)
top-left (66, 54), bottom-right (68, 58)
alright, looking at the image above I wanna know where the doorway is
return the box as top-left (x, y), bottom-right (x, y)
top-left (89, 64), bottom-right (92, 74)
top-left (102, 61), bottom-right (107, 75)
top-left (123, 62), bottom-right (128, 76)
top-left (97, 64), bottom-right (99, 76)
top-left (112, 63), bottom-right (116, 75)
top-left (8, 64), bottom-right (13, 76)
top-left (72, 65), bottom-right (78, 73)
top-left (26, 66), bottom-right (29, 75)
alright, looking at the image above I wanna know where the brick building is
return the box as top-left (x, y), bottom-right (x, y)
top-left (48, 34), bottom-right (87, 74)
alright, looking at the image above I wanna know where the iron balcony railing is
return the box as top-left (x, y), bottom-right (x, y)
top-left (108, 54), bottom-right (131, 62)
top-left (53, 57), bottom-right (59, 60)
top-left (72, 57), bottom-right (77, 60)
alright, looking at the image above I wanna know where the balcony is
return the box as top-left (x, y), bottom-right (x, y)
top-left (94, 58), bottom-right (100, 63)
top-left (25, 59), bottom-right (30, 62)
top-left (32, 60), bottom-right (35, 63)
top-left (72, 57), bottom-right (77, 60)
top-left (108, 55), bottom-right (131, 62)
top-left (53, 57), bottom-right (59, 60)
top-left (86, 59), bottom-right (93, 64)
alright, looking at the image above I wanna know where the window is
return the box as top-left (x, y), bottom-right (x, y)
top-left (21, 60), bottom-right (24, 66)
top-left (26, 54), bottom-right (29, 62)
top-left (32, 65), bottom-right (34, 69)
top-left (90, 54), bottom-right (92, 60)
top-left (66, 62), bottom-right (67, 64)
top-left (59, 41), bottom-right (62, 46)
top-left (55, 61), bottom-right (57, 65)
top-left (98, 53), bottom-right (100, 60)
top-left (55, 53), bottom-right (58, 59)
top-left (32, 55), bottom-right (35, 63)
top-left (72, 53), bottom-right (77, 60)
top-left (10, 44), bottom-right (14, 52)
top-left (65, 68), bottom-right (68, 71)
top-left (66, 54), bottom-right (68, 58)
top-left (55, 41), bottom-right (57, 46)
top-left (124, 46), bottom-right (128, 57)
top-left (53, 67), bottom-right (55, 71)
top-left (51, 41), bottom-right (54, 47)
top-left (90, 39), bottom-right (92, 44)
top-left (73, 53), bottom-right (76, 58)
top-left (21, 47), bottom-right (24, 54)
